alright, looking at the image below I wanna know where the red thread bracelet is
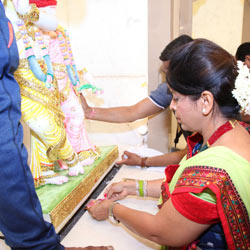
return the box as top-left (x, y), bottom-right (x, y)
top-left (141, 157), bottom-right (148, 168)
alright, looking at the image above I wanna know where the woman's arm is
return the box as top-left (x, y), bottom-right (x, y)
top-left (89, 198), bottom-right (210, 247)
top-left (89, 174), bottom-right (211, 247)
top-left (114, 199), bottom-right (209, 246)
top-left (105, 178), bottom-right (164, 200)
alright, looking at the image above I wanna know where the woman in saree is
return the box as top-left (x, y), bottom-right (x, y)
top-left (88, 39), bottom-right (250, 249)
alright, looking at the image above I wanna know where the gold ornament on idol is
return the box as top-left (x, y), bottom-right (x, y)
top-left (17, 3), bottom-right (40, 24)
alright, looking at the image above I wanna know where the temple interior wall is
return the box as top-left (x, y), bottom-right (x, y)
top-left (57, 0), bottom-right (149, 150)
top-left (23, 0), bottom-right (250, 154)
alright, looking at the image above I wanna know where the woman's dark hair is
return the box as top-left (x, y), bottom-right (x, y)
top-left (166, 38), bottom-right (241, 119)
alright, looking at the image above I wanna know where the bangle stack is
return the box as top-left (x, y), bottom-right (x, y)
top-left (135, 180), bottom-right (147, 197)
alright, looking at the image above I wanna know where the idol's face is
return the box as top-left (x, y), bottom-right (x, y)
top-left (39, 5), bottom-right (57, 16)
top-left (38, 5), bottom-right (58, 31)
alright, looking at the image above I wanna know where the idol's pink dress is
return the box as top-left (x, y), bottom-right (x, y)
top-left (48, 27), bottom-right (98, 167)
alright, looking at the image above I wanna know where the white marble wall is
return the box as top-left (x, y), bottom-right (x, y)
top-left (57, 0), bottom-right (148, 147)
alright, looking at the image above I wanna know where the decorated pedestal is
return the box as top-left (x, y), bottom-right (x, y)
top-left (36, 145), bottom-right (119, 232)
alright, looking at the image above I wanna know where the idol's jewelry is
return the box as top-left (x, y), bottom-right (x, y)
top-left (56, 26), bottom-right (103, 94)
top-left (17, 4), bottom-right (40, 23)
top-left (64, 153), bottom-right (80, 168)
top-left (56, 26), bottom-right (79, 86)
top-left (78, 150), bottom-right (93, 161)
top-left (41, 165), bottom-right (54, 172)
top-left (16, 19), bottom-right (54, 89)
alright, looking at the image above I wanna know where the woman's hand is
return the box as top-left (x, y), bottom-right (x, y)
top-left (116, 151), bottom-right (142, 166)
top-left (105, 181), bottom-right (134, 201)
top-left (88, 200), bottom-right (112, 221)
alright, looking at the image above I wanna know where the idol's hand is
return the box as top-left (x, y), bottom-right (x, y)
top-left (88, 200), bottom-right (112, 221)
top-left (12, 0), bottom-right (30, 15)
top-left (116, 151), bottom-right (142, 166)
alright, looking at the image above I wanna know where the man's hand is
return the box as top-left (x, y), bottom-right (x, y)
top-left (79, 93), bottom-right (92, 118)
top-left (116, 151), bottom-right (142, 166)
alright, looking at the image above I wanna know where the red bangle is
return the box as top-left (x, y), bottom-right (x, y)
top-left (141, 157), bottom-right (148, 168)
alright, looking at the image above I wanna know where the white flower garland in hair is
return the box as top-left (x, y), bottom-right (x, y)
top-left (232, 60), bottom-right (250, 115)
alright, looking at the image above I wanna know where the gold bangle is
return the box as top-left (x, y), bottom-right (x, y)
top-left (41, 165), bottom-right (54, 172)
top-left (17, 4), bottom-right (40, 23)
top-left (64, 153), bottom-right (79, 168)
top-left (109, 202), bottom-right (120, 224)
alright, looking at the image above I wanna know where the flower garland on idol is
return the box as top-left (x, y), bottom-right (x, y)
top-left (56, 26), bottom-right (79, 87)
top-left (16, 19), bottom-right (54, 90)
top-left (56, 26), bottom-right (102, 95)
top-left (64, 28), bottom-right (81, 86)
top-left (232, 60), bottom-right (250, 115)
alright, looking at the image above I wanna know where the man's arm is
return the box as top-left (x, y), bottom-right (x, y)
top-left (117, 148), bottom-right (187, 167)
top-left (80, 94), bottom-right (162, 123)
top-left (142, 148), bottom-right (187, 166)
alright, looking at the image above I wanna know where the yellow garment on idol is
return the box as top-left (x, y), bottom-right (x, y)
top-left (15, 63), bottom-right (77, 187)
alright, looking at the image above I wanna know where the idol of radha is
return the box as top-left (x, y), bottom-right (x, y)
top-left (30, 0), bottom-right (100, 175)
top-left (45, 22), bottom-right (100, 172)
top-left (5, 0), bottom-right (86, 187)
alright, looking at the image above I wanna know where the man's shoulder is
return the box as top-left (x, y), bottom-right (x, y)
top-left (149, 82), bottom-right (171, 109)
top-left (154, 82), bottom-right (168, 91)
